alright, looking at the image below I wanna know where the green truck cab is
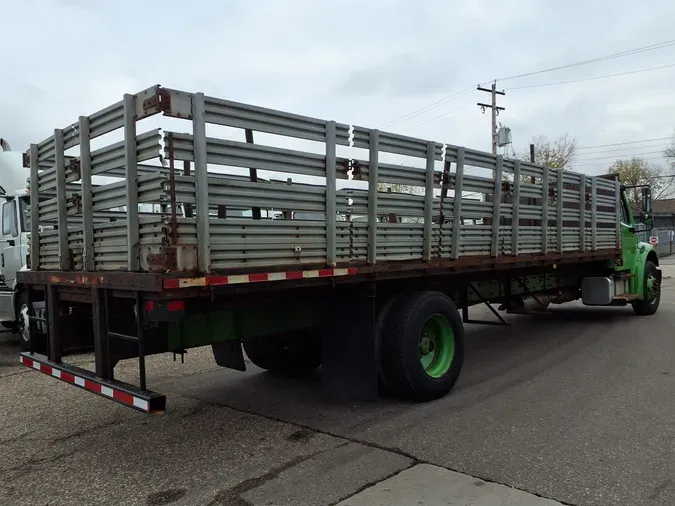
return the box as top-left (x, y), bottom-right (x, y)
top-left (613, 182), bottom-right (660, 315)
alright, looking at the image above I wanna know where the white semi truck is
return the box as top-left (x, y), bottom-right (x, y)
top-left (0, 139), bottom-right (37, 347)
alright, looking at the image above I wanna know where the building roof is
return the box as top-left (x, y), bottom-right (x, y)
top-left (654, 198), bottom-right (675, 213)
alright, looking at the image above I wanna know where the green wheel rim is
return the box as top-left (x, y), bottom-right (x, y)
top-left (418, 314), bottom-right (455, 378)
top-left (647, 273), bottom-right (659, 304)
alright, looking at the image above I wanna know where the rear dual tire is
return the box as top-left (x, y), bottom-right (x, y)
top-left (378, 291), bottom-right (464, 401)
top-left (242, 290), bottom-right (465, 402)
top-left (242, 328), bottom-right (321, 378)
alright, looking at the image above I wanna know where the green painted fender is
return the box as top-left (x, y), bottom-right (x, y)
top-left (631, 241), bottom-right (659, 294)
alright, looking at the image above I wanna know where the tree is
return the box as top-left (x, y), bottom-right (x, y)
top-left (665, 130), bottom-right (675, 169)
top-left (521, 133), bottom-right (577, 169)
top-left (607, 157), bottom-right (674, 207)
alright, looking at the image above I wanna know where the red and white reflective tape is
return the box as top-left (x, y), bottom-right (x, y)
top-left (164, 266), bottom-right (359, 289)
top-left (19, 355), bottom-right (150, 412)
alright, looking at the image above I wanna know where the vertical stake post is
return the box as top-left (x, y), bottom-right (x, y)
top-left (193, 93), bottom-right (211, 272)
top-left (123, 94), bottom-right (139, 271)
top-left (79, 116), bottom-right (94, 271)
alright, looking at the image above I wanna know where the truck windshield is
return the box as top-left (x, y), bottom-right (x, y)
top-left (18, 195), bottom-right (29, 232)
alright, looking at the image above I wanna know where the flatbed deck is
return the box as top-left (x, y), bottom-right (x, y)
top-left (18, 247), bottom-right (619, 295)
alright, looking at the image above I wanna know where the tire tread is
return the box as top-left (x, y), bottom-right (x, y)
top-left (380, 291), bottom-right (464, 401)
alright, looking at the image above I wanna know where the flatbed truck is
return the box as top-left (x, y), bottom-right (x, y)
top-left (16, 85), bottom-right (660, 414)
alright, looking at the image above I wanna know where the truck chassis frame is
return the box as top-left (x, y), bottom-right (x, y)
top-left (19, 253), bottom-right (618, 414)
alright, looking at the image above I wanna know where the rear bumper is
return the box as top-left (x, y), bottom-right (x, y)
top-left (19, 353), bottom-right (166, 414)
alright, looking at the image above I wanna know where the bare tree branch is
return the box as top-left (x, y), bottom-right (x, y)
top-left (607, 157), bottom-right (675, 206)
top-left (520, 133), bottom-right (577, 169)
top-left (664, 129), bottom-right (675, 169)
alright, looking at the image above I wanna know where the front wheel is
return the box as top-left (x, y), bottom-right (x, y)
top-left (379, 291), bottom-right (464, 401)
top-left (632, 261), bottom-right (661, 316)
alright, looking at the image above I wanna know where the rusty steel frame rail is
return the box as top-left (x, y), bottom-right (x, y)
top-left (16, 248), bottom-right (620, 296)
top-left (16, 271), bottom-right (164, 292)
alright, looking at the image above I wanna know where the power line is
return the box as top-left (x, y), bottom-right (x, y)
top-left (401, 103), bottom-right (471, 132)
top-left (578, 144), bottom-right (670, 155)
top-left (378, 40), bottom-right (675, 133)
top-left (574, 144), bottom-right (668, 160)
top-left (507, 62), bottom-right (675, 91)
top-left (377, 87), bottom-right (474, 129)
top-left (577, 136), bottom-right (673, 150)
top-left (495, 39), bottom-right (675, 82)
top-left (574, 155), bottom-right (667, 167)
top-left (575, 150), bottom-right (667, 162)
top-left (379, 40), bottom-right (675, 131)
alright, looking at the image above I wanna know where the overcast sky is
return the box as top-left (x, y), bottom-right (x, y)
top-left (2, 0), bottom-right (675, 176)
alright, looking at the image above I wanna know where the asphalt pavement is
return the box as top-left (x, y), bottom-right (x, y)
top-left (1, 265), bottom-right (674, 506)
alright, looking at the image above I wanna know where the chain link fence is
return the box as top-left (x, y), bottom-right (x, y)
top-left (637, 227), bottom-right (675, 257)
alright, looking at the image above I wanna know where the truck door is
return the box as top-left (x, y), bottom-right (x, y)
top-left (619, 190), bottom-right (638, 268)
top-left (0, 198), bottom-right (21, 286)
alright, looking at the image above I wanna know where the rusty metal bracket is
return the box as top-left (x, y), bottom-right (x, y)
top-left (436, 171), bottom-right (453, 189)
top-left (142, 88), bottom-right (172, 115)
top-left (146, 247), bottom-right (178, 272)
top-left (351, 160), bottom-right (362, 179)
top-left (67, 158), bottom-right (81, 171)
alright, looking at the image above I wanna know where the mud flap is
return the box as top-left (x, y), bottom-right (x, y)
top-left (320, 286), bottom-right (378, 401)
top-left (212, 340), bottom-right (247, 371)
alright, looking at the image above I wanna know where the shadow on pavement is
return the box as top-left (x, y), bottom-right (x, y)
top-left (167, 303), bottom-right (635, 436)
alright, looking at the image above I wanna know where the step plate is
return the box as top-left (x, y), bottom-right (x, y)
top-left (19, 353), bottom-right (166, 414)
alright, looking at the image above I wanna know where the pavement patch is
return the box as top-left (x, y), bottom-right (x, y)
top-left (238, 442), bottom-right (413, 506)
top-left (336, 463), bottom-right (565, 506)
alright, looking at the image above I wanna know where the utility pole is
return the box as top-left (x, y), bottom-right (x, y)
top-left (477, 82), bottom-right (505, 154)
top-left (477, 82), bottom-right (506, 211)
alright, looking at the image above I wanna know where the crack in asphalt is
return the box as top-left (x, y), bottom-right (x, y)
top-left (1, 332), bottom-right (592, 504)
top-left (0, 431), bottom-right (38, 445)
top-left (0, 418), bottom-right (124, 478)
top-left (1, 369), bottom-right (575, 505)
top-left (49, 419), bottom-right (122, 445)
top-left (2, 446), bottom-right (86, 478)
top-left (182, 393), bottom-right (576, 506)
top-left (326, 460), bottom-right (419, 506)
top-left (0, 368), bottom-right (32, 379)
top-left (206, 442), bottom-right (351, 506)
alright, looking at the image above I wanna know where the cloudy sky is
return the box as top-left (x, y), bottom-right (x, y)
top-left (2, 0), bottom-right (675, 176)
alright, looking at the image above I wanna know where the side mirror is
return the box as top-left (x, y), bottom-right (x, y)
top-left (637, 186), bottom-right (653, 231)
top-left (624, 184), bottom-right (654, 232)
top-left (642, 186), bottom-right (652, 215)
